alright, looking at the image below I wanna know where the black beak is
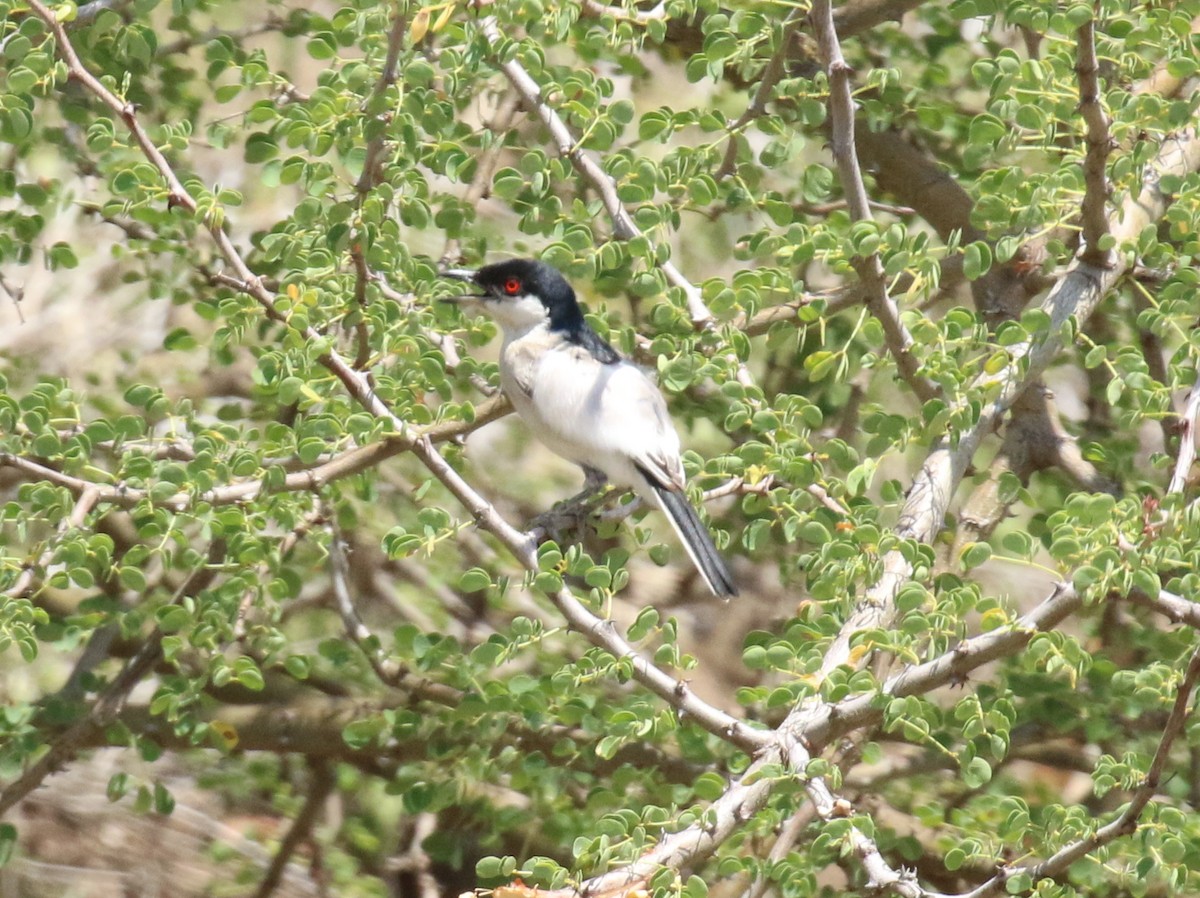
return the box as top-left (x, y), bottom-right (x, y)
top-left (439, 267), bottom-right (481, 303)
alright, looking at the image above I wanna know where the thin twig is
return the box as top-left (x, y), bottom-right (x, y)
top-left (252, 761), bottom-right (336, 898)
top-left (156, 18), bottom-right (285, 57)
top-left (811, 0), bottom-right (938, 404)
top-left (0, 270), bottom-right (25, 323)
top-left (329, 524), bottom-right (405, 685)
top-left (739, 803), bottom-right (817, 898)
top-left (5, 485), bottom-right (100, 599)
top-left (716, 10), bottom-right (804, 180)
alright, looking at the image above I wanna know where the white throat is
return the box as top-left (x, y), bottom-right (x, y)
top-left (483, 293), bottom-right (549, 338)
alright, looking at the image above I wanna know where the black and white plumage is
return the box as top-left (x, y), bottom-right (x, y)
top-left (441, 258), bottom-right (737, 598)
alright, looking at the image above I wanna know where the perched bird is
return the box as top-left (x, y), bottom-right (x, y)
top-left (441, 258), bottom-right (737, 597)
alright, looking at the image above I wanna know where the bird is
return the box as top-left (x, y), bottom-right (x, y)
top-left (440, 258), bottom-right (737, 598)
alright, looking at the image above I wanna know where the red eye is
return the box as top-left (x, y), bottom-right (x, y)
top-left (503, 277), bottom-right (521, 295)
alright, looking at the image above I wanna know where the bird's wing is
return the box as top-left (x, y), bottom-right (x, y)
top-left (520, 348), bottom-right (686, 490)
top-left (596, 361), bottom-right (686, 491)
top-left (502, 338), bottom-right (538, 399)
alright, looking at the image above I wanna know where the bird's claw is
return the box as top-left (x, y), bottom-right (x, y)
top-left (530, 480), bottom-right (612, 544)
top-left (530, 496), bottom-right (598, 544)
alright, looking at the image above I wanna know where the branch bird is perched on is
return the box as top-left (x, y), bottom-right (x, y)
top-left (441, 259), bottom-right (737, 598)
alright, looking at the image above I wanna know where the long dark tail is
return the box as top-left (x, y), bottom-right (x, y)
top-left (649, 483), bottom-right (738, 598)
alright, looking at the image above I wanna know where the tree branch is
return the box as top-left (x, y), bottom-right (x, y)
top-left (1076, 17), bottom-right (1113, 267)
top-left (0, 542), bottom-right (223, 815)
top-left (252, 761), bottom-right (336, 898)
top-left (507, 580), bottom-right (1084, 898)
top-left (716, 10), bottom-right (805, 180)
top-left (811, 0), bottom-right (938, 403)
top-left (822, 127), bottom-right (1200, 678)
top-left (1168, 373), bottom-right (1200, 496)
top-left (949, 645), bottom-right (1200, 898)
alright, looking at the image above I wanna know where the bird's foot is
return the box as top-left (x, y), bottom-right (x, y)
top-left (530, 484), bottom-right (612, 544)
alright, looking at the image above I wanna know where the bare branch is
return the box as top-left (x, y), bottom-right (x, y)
top-left (329, 523), bottom-right (407, 685)
top-left (811, 0), bottom-right (939, 403)
top-left (579, 0), bottom-right (667, 24)
top-left (1076, 17), bottom-right (1113, 267)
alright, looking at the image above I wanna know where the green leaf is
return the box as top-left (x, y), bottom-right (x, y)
top-left (459, 568), bottom-right (492, 592)
top-left (960, 542), bottom-right (992, 570)
top-left (155, 605), bottom-right (191, 633)
top-left (962, 241), bottom-right (991, 281)
top-left (962, 756), bottom-right (992, 788)
top-left (163, 327), bottom-right (198, 351)
top-left (245, 133), bottom-right (278, 164)
top-left (693, 771), bottom-right (725, 800)
top-left (0, 823), bottom-right (15, 867)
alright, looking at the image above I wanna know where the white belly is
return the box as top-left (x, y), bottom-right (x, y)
top-left (500, 331), bottom-right (681, 493)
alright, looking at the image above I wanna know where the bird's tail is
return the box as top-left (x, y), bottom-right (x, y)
top-left (647, 482), bottom-right (738, 598)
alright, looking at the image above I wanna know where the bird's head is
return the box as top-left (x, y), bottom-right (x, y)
top-left (441, 258), bottom-right (583, 334)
